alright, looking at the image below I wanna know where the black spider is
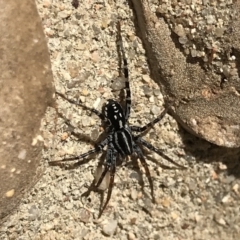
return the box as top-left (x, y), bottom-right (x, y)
top-left (50, 22), bottom-right (184, 218)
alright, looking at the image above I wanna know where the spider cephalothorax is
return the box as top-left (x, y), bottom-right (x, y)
top-left (50, 21), bottom-right (184, 218)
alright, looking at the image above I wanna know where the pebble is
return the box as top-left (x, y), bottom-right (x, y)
top-left (174, 24), bottom-right (185, 37)
top-left (102, 219), bottom-right (118, 236)
top-left (224, 175), bottom-right (235, 184)
top-left (130, 189), bottom-right (138, 201)
top-left (142, 85), bottom-right (152, 97)
top-left (128, 232), bottom-right (136, 240)
top-left (91, 128), bottom-right (99, 141)
top-left (79, 208), bottom-right (91, 223)
top-left (111, 77), bottom-right (125, 91)
top-left (129, 171), bottom-right (142, 183)
top-left (5, 189), bottom-right (15, 198)
top-left (221, 194), bottom-right (232, 203)
top-left (28, 205), bottom-right (40, 221)
top-left (151, 105), bottom-right (161, 115)
top-left (61, 132), bottom-right (69, 141)
top-left (142, 74), bottom-right (151, 83)
top-left (65, 202), bottom-right (73, 210)
top-left (214, 214), bottom-right (226, 226)
top-left (81, 89), bottom-right (89, 96)
top-left (149, 95), bottom-right (154, 103)
top-left (58, 10), bottom-right (72, 19)
top-left (232, 184), bottom-right (239, 193)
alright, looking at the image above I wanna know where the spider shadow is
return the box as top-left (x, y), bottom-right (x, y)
top-left (118, 146), bottom-right (184, 208)
top-left (50, 109), bottom-right (109, 169)
top-left (51, 113), bottom-right (113, 216)
top-left (172, 114), bottom-right (240, 179)
top-left (80, 151), bottom-right (108, 216)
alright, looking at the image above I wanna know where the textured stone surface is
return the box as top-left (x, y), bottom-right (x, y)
top-left (131, 0), bottom-right (240, 147)
top-left (0, 0), bottom-right (54, 221)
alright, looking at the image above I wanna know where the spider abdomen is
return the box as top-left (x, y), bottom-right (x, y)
top-left (113, 128), bottom-right (133, 156)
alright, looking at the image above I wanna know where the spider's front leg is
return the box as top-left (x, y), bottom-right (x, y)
top-left (117, 21), bottom-right (131, 121)
top-left (55, 91), bottom-right (107, 122)
top-left (131, 107), bottom-right (169, 133)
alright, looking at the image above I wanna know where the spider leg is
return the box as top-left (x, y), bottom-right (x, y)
top-left (137, 137), bottom-right (186, 169)
top-left (117, 22), bottom-right (131, 121)
top-left (56, 91), bottom-right (106, 121)
top-left (134, 144), bottom-right (155, 203)
top-left (49, 138), bottom-right (109, 166)
top-left (97, 147), bottom-right (117, 218)
top-left (131, 107), bottom-right (169, 133)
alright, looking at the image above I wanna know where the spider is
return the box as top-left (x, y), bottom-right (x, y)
top-left (50, 22), bottom-right (184, 218)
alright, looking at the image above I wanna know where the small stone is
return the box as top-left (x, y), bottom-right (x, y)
top-left (130, 189), bottom-right (138, 200)
top-left (81, 89), bottom-right (89, 96)
top-left (218, 162), bottom-right (227, 170)
top-left (171, 212), bottom-right (178, 220)
top-left (5, 189), bottom-right (15, 198)
top-left (174, 24), bottom-right (185, 37)
top-left (128, 232), bottom-right (136, 240)
top-left (82, 116), bottom-right (92, 127)
top-left (111, 77), bottom-right (125, 91)
top-left (149, 96), bottom-right (154, 103)
top-left (129, 171), bottom-right (142, 182)
top-left (61, 132), bottom-right (69, 141)
top-left (232, 184), bottom-right (239, 193)
top-left (161, 197), bottom-right (171, 208)
top-left (28, 205), bottom-right (40, 221)
top-left (224, 175), bottom-right (235, 184)
top-left (75, 42), bottom-right (86, 50)
top-left (101, 18), bottom-right (109, 28)
top-left (221, 194), bottom-right (232, 203)
top-left (65, 202), bottom-right (73, 210)
top-left (142, 74), bottom-right (151, 83)
top-left (214, 214), bottom-right (226, 226)
top-left (44, 222), bottom-right (54, 231)
top-left (58, 10), bottom-right (72, 19)
top-left (179, 37), bottom-right (188, 44)
top-left (191, 49), bottom-right (197, 58)
top-left (42, 0), bottom-right (51, 8)
top-left (142, 85), bottom-right (152, 97)
top-left (211, 170), bottom-right (218, 180)
top-left (102, 219), bottom-right (118, 236)
top-left (18, 149), bottom-right (27, 159)
top-left (91, 129), bottom-right (99, 141)
top-left (79, 208), bottom-right (91, 223)
top-left (93, 97), bottom-right (101, 109)
top-left (91, 51), bottom-right (100, 63)
top-left (206, 15), bottom-right (216, 24)
top-left (215, 28), bottom-right (224, 37)
top-left (151, 105), bottom-right (161, 115)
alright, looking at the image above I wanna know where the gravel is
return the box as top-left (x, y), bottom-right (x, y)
top-left (0, 0), bottom-right (240, 239)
